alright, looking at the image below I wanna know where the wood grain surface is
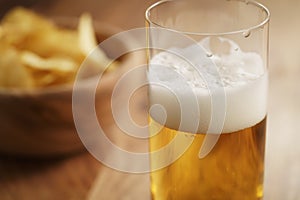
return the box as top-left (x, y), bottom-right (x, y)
top-left (0, 0), bottom-right (299, 200)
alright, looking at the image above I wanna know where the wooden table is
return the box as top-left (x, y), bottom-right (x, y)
top-left (0, 0), bottom-right (299, 199)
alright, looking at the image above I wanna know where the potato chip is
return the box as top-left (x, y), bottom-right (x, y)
top-left (29, 69), bottom-right (76, 87)
top-left (0, 45), bottom-right (33, 88)
top-left (78, 13), bottom-right (111, 71)
top-left (0, 7), bottom-right (55, 47)
top-left (1, 7), bottom-right (84, 63)
top-left (21, 51), bottom-right (77, 72)
top-left (0, 7), bottom-right (119, 89)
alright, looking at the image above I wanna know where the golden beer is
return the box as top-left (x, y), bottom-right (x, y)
top-left (149, 116), bottom-right (266, 200)
top-left (146, 0), bottom-right (270, 199)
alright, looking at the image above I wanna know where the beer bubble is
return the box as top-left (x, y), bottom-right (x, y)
top-left (243, 30), bottom-right (251, 38)
top-left (206, 52), bottom-right (213, 57)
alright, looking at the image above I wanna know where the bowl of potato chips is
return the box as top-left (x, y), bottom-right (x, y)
top-left (0, 7), bottom-right (136, 157)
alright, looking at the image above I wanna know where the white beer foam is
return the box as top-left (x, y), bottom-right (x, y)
top-left (148, 37), bottom-right (268, 133)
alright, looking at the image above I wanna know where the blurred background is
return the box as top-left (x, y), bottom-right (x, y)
top-left (0, 0), bottom-right (299, 199)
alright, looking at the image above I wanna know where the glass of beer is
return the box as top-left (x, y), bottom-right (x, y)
top-left (145, 0), bottom-right (270, 199)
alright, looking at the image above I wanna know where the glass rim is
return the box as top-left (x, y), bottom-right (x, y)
top-left (145, 0), bottom-right (270, 36)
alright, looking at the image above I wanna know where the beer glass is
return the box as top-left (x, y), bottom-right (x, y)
top-left (146, 0), bottom-right (270, 199)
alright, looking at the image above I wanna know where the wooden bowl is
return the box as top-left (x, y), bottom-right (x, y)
top-left (0, 18), bottom-right (138, 157)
